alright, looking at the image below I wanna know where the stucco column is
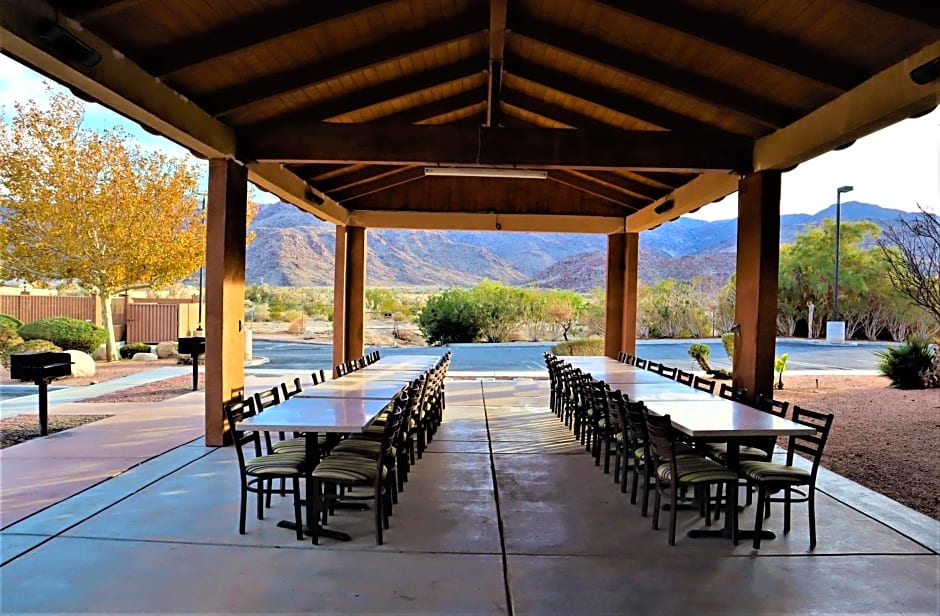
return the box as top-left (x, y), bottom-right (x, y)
top-left (621, 232), bottom-right (639, 355)
top-left (733, 171), bottom-right (781, 403)
top-left (332, 225), bottom-right (347, 375)
top-left (345, 226), bottom-right (367, 361)
top-left (604, 232), bottom-right (626, 359)
top-left (205, 158), bottom-right (247, 446)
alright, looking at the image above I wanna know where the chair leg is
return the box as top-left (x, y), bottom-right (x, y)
top-left (640, 465), bottom-right (651, 517)
top-left (311, 479), bottom-right (321, 545)
top-left (238, 486), bottom-right (247, 535)
top-left (256, 481), bottom-right (265, 521)
top-left (651, 484), bottom-right (662, 531)
top-left (375, 492), bottom-right (384, 545)
top-left (753, 488), bottom-right (766, 549)
top-left (613, 445), bottom-right (621, 483)
top-left (728, 480), bottom-right (739, 546)
top-left (668, 485), bottom-right (678, 546)
top-left (603, 438), bottom-right (612, 474)
top-left (808, 489), bottom-right (817, 550)
top-left (291, 477), bottom-right (303, 541)
top-left (783, 487), bottom-right (792, 535)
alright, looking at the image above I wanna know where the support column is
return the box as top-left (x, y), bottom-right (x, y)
top-left (604, 233), bottom-right (626, 359)
top-left (345, 226), bottom-right (367, 361)
top-left (621, 232), bottom-right (639, 355)
top-left (733, 171), bottom-right (781, 403)
top-left (205, 159), bottom-right (247, 446)
top-left (332, 226), bottom-right (348, 375)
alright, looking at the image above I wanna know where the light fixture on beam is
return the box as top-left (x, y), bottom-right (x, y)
top-left (653, 199), bottom-right (675, 215)
top-left (424, 167), bottom-right (547, 180)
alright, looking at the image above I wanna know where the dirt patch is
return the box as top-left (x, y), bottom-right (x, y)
top-left (85, 373), bottom-right (204, 404)
top-left (0, 414), bottom-right (113, 449)
top-left (775, 374), bottom-right (940, 520)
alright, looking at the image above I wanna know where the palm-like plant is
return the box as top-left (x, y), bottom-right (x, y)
top-left (876, 336), bottom-right (936, 389)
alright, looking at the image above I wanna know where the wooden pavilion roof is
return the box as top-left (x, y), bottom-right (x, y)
top-left (3, 0), bottom-right (938, 232)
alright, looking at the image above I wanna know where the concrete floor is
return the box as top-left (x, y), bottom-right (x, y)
top-left (1, 378), bottom-right (938, 614)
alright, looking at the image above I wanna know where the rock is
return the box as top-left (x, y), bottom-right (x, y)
top-left (92, 344), bottom-right (108, 361)
top-left (132, 352), bottom-right (159, 361)
top-left (66, 350), bottom-right (96, 377)
top-left (156, 341), bottom-right (179, 359)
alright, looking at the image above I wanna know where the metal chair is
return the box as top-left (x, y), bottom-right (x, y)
top-left (693, 376), bottom-right (716, 394)
top-left (675, 370), bottom-right (694, 386)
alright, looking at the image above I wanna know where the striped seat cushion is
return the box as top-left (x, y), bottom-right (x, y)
top-left (331, 439), bottom-right (382, 456)
top-left (707, 443), bottom-right (770, 462)
top-left (312, 456), bottom-right (385, 483)
top-left (270, 435), bottom-right (326, 453)
top-left (739, 461), bottom-right (811, 484)
top-left (245, 452), bottom-right (305, 476)
top-left (657, 457), bottom-right (738, 483)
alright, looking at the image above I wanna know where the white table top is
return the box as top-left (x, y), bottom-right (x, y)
top-left (590, 370), bottom-right (672, 384)
top-left (642, 399), bottom-right (816, 438)
top-left (609, 382), bottom-right (716, 401)
top-left (340, 370), bottom-right (423, 383)
top-left (558, 356), bottom-right (630, 369)
top-left (295, 380), bottom-right (405, 400)
top-left (369, 356), bottom-right (440, 369)
top-left (239, 396), bottom-right (390, 433)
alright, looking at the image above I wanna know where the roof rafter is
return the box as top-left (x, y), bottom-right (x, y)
top-left (378, 88), bottom-right (488, 125)
top-left (142, 1), bottom-right (388, 77)
top-left (240, 123), bottom-right (754, 172)
top-left (507, 57), bottom-right (737, 135)
top-left (204, 8), bottom-right (487, 117)
top-left (547, 171), bottom-right (647, 210)
top-left (245, 59), bottom-right (485, 128)
top-left (486, 0), bottom-right (509, 127)
top-left (333, 167), bottom-right (425, 203)
top-left (846, 0), bottom-right (940, 28)
top-left (63, 0), bottom-right (149, 20)
top-left (597, 0), bottom-right (867, 90)
top-left (513, 20), bottom-right (796, 129)
top-left (576, 170), bottom-right (669, 202)
top-left (316, 165), bottom-right (409, 193)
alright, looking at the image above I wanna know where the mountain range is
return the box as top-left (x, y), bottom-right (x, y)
top-left (246, 201), bottom-right (915, 291)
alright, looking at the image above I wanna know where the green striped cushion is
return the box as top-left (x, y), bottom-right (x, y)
top-left (245, 452), bottom-right (305, 476)
top-left (331, 440), bottom-right (382, 456)
top-left (739, 461), bottom-right (810, 484)
top-left (708, 443), bottom-right (769, 462)
top-left (657, 457), bottom-right (738, 483)
top-left (312, 457), bottom-right (385, 483)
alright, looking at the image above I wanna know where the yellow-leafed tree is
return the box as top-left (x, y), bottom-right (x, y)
top-left (0, 92), bottom-right (205, 361)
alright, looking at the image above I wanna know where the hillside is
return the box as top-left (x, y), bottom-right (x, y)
top-left (245, 200), bottom-right (914, 289)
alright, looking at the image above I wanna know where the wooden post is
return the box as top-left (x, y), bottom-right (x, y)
top-left (733, 171), bottom-right (781, 403)
top-left (205, 159), bottom-right (247, 446)
top-left (332, 225), bottom-right (348, 375)
top-left (345, 226), bottom-right (367, 361)
top-left (604, 232), bottom-right (626, 359)
top-left (621, 232), bottom-right (639, 355)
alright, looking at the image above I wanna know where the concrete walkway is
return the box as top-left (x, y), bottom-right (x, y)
top-left (1, 376), bottom-right (937, 613)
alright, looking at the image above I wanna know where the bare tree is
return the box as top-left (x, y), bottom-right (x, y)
top-left (878, 205), bottom-right (940, 327)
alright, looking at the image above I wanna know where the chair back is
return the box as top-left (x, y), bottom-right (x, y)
top-left (623, 400), bottom-right (650, 454)
top-left (588, 379), bottom-right (613, 433)
top-left (675, 370), bottom-right (694, 386)
top-left (253, 386), bottom-right (281, 411)
top-left (719, 383), bottom-right (747, 401)
top-left (646, 361), bottom-right (660, 373)
top-left (280, 377), bottom-right (303, 400)
top-left (693, 376), bottom-right (716, 394)
top-left (356, 357), bottom-right (368, 369)
top-left (377, 392), bottom-right (409, 483)
top-left (658, 364), bottom-right (678, 379)
top-left (604, 387), bottom-right (628, 438)
top-left (311, 369), bottom-right (327, 386)
top-left (335, 363), bottom-right (348, 377)
top-left (755, 393), bottom-right (789, 418)
top-left (785, 407), bottom-right (834, 481)
top-left (223, 398), bottom-right (264, 476)
top-left (634, 357), bottom-right (648, 369)
top-left (617, 351), bottom-right (627, 362)
top-left (642, 410), bottom-right (679, 468)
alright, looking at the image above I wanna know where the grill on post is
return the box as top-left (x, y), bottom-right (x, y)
top-left (10, 351), bottom-right (73, 436)
top-left (177, 336), bottom-right (205, 391)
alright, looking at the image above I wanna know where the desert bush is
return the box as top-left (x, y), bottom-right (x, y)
top-left (119, 341), bottom-right (152, 359)
top-left (0, 321), bottom-right (23, 354)
top-left (1, 339), bottom-right (63, 369)
top-left (688, 343), bottom-right (711, 371)
top-left (721, 332), bottom-right (735, 366)
top-left (550, 337), bottom-right (604, 356)
top-left (418, 289), bottom-right (482, 345)
top-left (18, 317), bottom-right (107, 354)
top-left (876, 336), bottom-right (936, 389)
top-left (0, 313), bottom-right (23, 329)
top-left (287, 316), bottom-right (304, 334)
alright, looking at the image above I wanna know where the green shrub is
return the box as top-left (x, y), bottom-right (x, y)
top-left (417, 289), bottom-right (482, 345)
top-left (119, 342), bottom-right (152, 359)
top-left (688, 343), bottom-right (711, 371)
top-left (721, 332), bottom-right (735, 366)
top-left (0, 313), bottom-right (23, 329)
top-left (0, 321), bottom-right (23, 354)
top-left (18, 317), bottom-right (107, 354)
top-left (550, 337), bottom-right (604, 356)
top-left (876, 336), bottom-right (936, 389)
top-left (1, 339), bottom-right (63, 369)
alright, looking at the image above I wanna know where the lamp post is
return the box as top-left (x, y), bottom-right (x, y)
top-left (832, 185), bottom-right (854, 321)
top-left (195, 196), bottom-right (206, 334)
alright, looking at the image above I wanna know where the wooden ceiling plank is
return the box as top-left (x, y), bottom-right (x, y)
top-left (64, 0), bottom-right (149, 20)
top-left (597, 1), bottom-right (867, 90)
top-left (290, 163), bottom-right (356, 182)
top-left (317, 165), bottom-right (412, 193)
top-left (507, 57), bottom-right (735, 134)
top-left (241, 123), bottom-right (753, 172)
top-left (547, 171), bottom-right (645, 210)
top-left (846, 0), bottom-right (940, 28)
top-left (514, 21), bottom-right (796, 129)
top-left (578, 170), bottom-right (669, 202)
top-left (246, 59), bottom-right (485, 127)
top-left (348, 211), bottom-right (624, 233)
top-left (143, 1), bottom-right (390, 77)
top-left (333, 167), bottom-right (425, 202)
top-left (205, 9), bottom-right (487, 117)
top-left (486, 0), bottom-right (508, 127)
top-left (378, 88), bottom-right (488, 124)
top-left (502, 89), bottom-right (629, 133)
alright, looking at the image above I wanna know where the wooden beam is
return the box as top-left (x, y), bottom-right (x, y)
top-left (317, 165), bottom-right (412, 193)
top-left (507, 58), bottom-right (735, 134)
top-left (345, 227), bottom-right (368, 361)
top-left (547, 171), bottom-right (647, 210)
top-left (245, 163), bottom-right (349, 225)
top-left (291, 163), bottom-right (353, 182)
top-left (636, 171), bottom-right (697, 189)
top-left (332, 167), bottom-right (425, 202)
top-left (754, 41), bottom-right (940, 172)
top-left (578, 170), bottom-right (668, 202)
top-left (501, 89), bottom-right (636, 133)
top-left (621, 232), bottom-right (639, 355)
top-left (847, 1), bottom-right (940, 28)
top-left (605, 233), bottom-right (626, 359)
top-left (627, 173), bottom-right (739, 232)
top-left (241, 123), bottom-right (753, 172)
top-left (66, 0), bottom-right (148, 20)
top-left (377, 88), bottom-right (488, 124)
top-left (514, 20), bottom-right (796, 129)
top-left (246, 59), bottom-right (485, 128)
top-left (487, 0), bottom-right (508, 127)
top-left (332, 226), bottom-right (347, 374)
top-left (205, 10), bottom-right (487, 117)
top-left (598, 1), bottom-right (867, 90)
top-left (347, 210), bottom-right (624, 234)
top-left (143, 2), bottom-right (387, 77)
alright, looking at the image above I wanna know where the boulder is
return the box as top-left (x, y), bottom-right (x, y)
top-left (132, 352), bottom-right (159, 361)
top-left (156, 341), bottom-right (179, 359)
top-left (66, 350), bottom-right (96, 378)
top-left (91, 344), bottom-right (108, 361)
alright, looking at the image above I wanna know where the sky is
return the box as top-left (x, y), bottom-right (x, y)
top-left (1, 54), bottom-right (937, 219)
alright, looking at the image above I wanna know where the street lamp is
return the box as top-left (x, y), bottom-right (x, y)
top-left (832, 185), bottom-right (854, 321)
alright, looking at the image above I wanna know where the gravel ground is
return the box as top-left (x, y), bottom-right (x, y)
top-left (0, 414), bottom-right (113, 449)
